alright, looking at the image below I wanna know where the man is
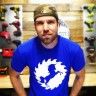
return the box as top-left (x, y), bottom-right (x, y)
top-left (9, 4), bottom-right (85, 96)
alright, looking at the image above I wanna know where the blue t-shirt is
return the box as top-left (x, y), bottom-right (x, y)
top-left (11, 35), bottom-right (85, 96)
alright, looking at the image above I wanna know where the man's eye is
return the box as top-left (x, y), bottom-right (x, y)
top-left (47, 20), bottom-right (55, 24)
top-left (35, 21), bottom-right (43, 25)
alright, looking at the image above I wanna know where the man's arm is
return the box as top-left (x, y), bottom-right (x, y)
top-left (70, 68), bottom-right (85, 96)
top-left (9, 67), bottom-right (27, 96)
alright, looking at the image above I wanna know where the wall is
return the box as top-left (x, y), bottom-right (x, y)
top-left (23, 0), bottom-right (96, 47)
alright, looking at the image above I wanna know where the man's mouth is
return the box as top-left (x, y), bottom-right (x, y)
top-left (42, 34), bottom-right (51, 38)
top-left (43, 33), bottom-right (52, 36)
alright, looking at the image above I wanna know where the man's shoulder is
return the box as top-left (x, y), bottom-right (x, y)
top-left (16, 37), bottom-right (37, 52)
top-left (59, 36), bottom-right (79, 47)
top-left (20, 37), bottom-right (37, 47)
top-left (59, 36), bottom-right (82, 53)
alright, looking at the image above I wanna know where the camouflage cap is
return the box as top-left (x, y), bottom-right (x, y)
top-left (34, 4), bottom-right (58, 21)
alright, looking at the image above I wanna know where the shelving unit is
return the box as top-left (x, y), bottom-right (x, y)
top-left (83, 4), bottom-right (96, 65)
top-left (0, 5), bottom-right (23, 74)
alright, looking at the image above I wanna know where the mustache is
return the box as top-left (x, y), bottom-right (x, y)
top-left (42, 33), bottom-right (52, 36)
top-left (42, 31), bottom-right (52, 35)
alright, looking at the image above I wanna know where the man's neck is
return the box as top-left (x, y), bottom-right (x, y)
top-left (41, 38), bottom-right (58, 49)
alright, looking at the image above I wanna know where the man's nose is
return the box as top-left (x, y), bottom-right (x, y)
top-left (43, 22), bottom-right (49, 31)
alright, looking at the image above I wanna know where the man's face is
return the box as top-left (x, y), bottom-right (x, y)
top-left (34, 16), bottom-right (59, 45)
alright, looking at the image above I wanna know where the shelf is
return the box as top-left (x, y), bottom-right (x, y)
top-left (0, 0), bottom-right (27, 4)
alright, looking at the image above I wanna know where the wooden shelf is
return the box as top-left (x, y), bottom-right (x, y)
top-left (0, 0), bottom-right (27, 4)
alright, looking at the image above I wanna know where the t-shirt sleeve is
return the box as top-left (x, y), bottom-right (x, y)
top-left (71, 46), bottom-right (85, 72)
top-left (11, 47), bottom-right (27, 72)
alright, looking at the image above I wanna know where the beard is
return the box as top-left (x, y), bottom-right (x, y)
top-left (39, 34), bottom-right (57, 45)
top-left (42, 38), bottom-right (51, 44)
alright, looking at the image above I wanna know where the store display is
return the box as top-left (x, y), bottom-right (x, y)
top-left (0, 5), bottom-right (22, 75)
top-left (83, 4), bottom-right (96, 64)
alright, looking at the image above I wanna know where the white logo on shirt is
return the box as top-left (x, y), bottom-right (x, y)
top-left (34, 59), bottom-right (67, 90)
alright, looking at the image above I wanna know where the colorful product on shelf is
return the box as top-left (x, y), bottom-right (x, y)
top-left (0, 66), bottom-right (8, 75)
top-left (12, 40), bottom-right (21, 47)
top-left (0, 22), bottom-right (11, 40)
top-left (86, 47), bottom-right (96, 63)
top-left (83, 4), bottom-right (96, 13)
top-left (85, 36), bottom-right (96, 47)
top-left (0, 31), bottom-right (11, 40)
top-left (84, 19), bottom-right (94, 28)
top-left (10, 6), bottom-right (20, 19)
top-left (10, 21), bottom-right (22, 37)
top-left (2, 48), bottom-right (14, 58)
top-left (0, 6), bottom-right (7, 21)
